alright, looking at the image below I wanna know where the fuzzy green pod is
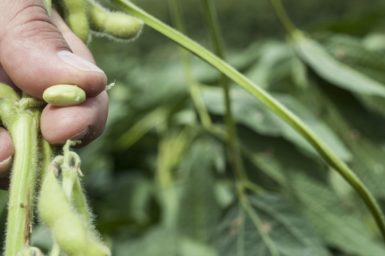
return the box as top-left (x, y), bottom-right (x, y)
top-left (85, 239), bottom-right (111, 256)
top-left (52, 210), bottom-right (110, 256)
top-left (52, 214), bottom-right (88, 255)
top-left (38, 170), bottom-right (72, 225)
top-left (39, 164), bottom-right (111, 256)
top-left (88, 1), bottom-right (143, 40)
top-left (62, 0), bottom-right (90, 42)
top-left (39, 171), bottom-right (108, 255)
top-left (43, 85), bottom-right (86, 107)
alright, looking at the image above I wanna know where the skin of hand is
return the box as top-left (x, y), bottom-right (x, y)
top-left (0, 0), bottom-right (109, 188)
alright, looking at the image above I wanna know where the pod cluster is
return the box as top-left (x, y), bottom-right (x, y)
top-left (38, 141), bottom-right (111, 256)
top-left (55, 0), bottom-right (144, 42)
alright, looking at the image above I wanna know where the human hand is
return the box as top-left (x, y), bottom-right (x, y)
top-left (0, 0), bottom-right (109, 187)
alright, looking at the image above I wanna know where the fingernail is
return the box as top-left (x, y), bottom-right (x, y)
top-left (0, 156), bottom-right (12, 176)
top-left (58, 51), bottom-right (104, 73)
top-left (71, 127), bottom-right (90, 141)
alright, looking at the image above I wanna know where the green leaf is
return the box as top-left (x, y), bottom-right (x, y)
top-left (156, 129), bottom-right (196, 228)
top-left (203, 87), bottom-right (351, 161)
top-left (180, 238), bottom-right (217, 256)
top-left (115, 107), bottom-right (170, 150)
top-left (364, 33), bottom-right (385, 51)
top-left (312, 89), bottom-right (385, 198)
top-left (177, 138), bottom-right (223, 242)
top-left (114, 228), bottom-right (180, 256)
top-left (114, 228), bottom-right (218, 256)
top-left (292, 174), bottom-right (385, 256)
top-left (293, 32), bottom-right (385, 97)
top-left (246, 42), bottom-right (292, 88)
top-left (215, 194), bottom-right (329, 256)
top-left (323, 35), bottom-right (385, 116)
top-left (276, 95), bottom-right (352, 161)
top-left (325, 35), bottom-right (385, 75)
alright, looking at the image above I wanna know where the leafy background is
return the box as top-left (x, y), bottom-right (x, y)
top-left (2, 0), bottom-right (385, 255)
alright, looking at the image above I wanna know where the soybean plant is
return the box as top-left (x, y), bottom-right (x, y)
top-left (1, 1), bottom-right (144, 255)
top-left (0, 83), bottom-right (111, 255)
top-left (3, 1), bottom-right (385, 255)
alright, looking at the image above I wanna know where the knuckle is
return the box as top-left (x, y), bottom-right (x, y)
top-left (0, 1), bottom-right (67, 52)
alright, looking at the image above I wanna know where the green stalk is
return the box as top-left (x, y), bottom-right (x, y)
top-left (5, 110), bottom-right (39, 256)
top-left (44, 0), bottom-right (52, 16)
top-left (113, 0), bottom-right (385, 240)
top-left (0, 85), bottom-right (41, 254)
top-left (61, 142), bottom-right (77, 199)
top-left (41, 139), bottom-right (53, 178)
top-left (200, 0), bottom-right (246, 180)
top-left (237, 184), bottom-right (279, 256)
top-left (269, 0), bottom-right (297, 35)
top-left (168, 0), bottom-right (212, 128)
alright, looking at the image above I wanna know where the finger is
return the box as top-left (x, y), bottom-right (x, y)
top-left (0, 128), bottom-right (14, 178)
top-left (41, 91), bottom-right (108, 145)
top-left (0, 0), bottom-right (107, 99)
top-left (44, 12), bottom-right (109, 145)
top-left (51, 11), bottom-right (94, 61)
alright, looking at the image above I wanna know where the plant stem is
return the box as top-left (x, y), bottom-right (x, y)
top-left (41, 139), bottom-right (53, 179)
top-left (62, 141), bottom-right (77, 199)
top-left (168, 0), bottom-right (212, 129)
top-left (44, 0), bottom-right (52, 15)
top-left (237, 184), bottom-right (279, 256)
top-left (113, 0), bottom-right (385, 241)
top-left (269, 0), bottom-right (297, 35)
top-left (200, 0), bottom-right (246, 181)
top-left (5, 110), bottom-right (39, 256)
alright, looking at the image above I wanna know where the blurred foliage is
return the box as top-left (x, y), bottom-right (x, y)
top-left (2, 0), bottom-right (385, 255)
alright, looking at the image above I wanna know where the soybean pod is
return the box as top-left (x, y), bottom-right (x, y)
top-left (62, 0), bottom-right (90, 42)
top-left (88, 0), bottom-right (143, 41)
top-left (38, 166), bottom-right (110, 256)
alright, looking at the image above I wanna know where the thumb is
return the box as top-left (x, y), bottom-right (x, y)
top-left (0, 0), bottom-right (106, 98)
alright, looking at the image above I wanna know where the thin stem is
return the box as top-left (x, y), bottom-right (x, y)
top-left (200, 0), bottom-right (246, 181)
top-left (43, 0), bottom-right (52, 15)
top-left (237, 184), bottom-right (279, 256)
top-left (5, 110), bottom-right (39, 256)
top-left (168, 0), bottom-right (212, 128)
top-left (49, 243), bottom-right (61, 256)
top-left (41, 139), bottom-right (53, 179)
top-left (62, 141), bottom-right (76, 199)
top-left (113, 0), bottom-right (385, 241)
top-left (269, 0), bottom-right (297, 35)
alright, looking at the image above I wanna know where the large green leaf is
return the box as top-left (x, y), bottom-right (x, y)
top-left (177, 138), bottom-right (223, 242)
top-left (326, 35), bottom-right (385, 77)
top-left (203, 87), bottom-right (351, 161)
top-left (113, 227), bottom-right (218, 256)
top-left (324, 104), bottom-right (385, 198)
top-left (292, 174), bottom-right (385, 256)
top-left (214, 194), bottom-right (329, 256)
top-left (246, 42), bottom-right (292, 88)
top-left (113, 228), bottom-right (180, 256)
top-left (323, 34), bottom-right (385, 117)
top-left (293, 32), bottom-right (385, 97)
